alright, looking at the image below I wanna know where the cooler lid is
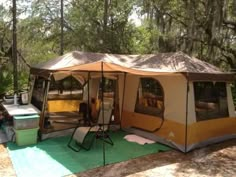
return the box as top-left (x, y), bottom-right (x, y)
top-left (13, 114), bottom-right (40, 120)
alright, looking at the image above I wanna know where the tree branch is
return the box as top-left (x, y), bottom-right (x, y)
top-left (152, 4), bottom-right (187, 28)
top-left (223, 19), bottom-right (236, 31)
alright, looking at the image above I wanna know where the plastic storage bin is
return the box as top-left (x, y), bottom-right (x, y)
top-left (14, 127), bottom-right (39, 146)
top-left (13, 114), bottom-right (39, 130)
top-left (2, 125), bottom-right (15, 141)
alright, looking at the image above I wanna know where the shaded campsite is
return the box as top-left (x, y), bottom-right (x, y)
top-left (5, 130), bottom-right (170, 177)
top-left (0, 50), bottom-right (236, 177)
top-left (1, 1), bottom-right (235, 176)
top-left (30, 51), bottom-right (235, 152)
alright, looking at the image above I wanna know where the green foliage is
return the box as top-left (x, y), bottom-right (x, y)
top-left (65, 0), bottom-right (138, 53)
top-left (0, 0), bottom-right (235, 97)
top-left (0, 65), bottom-right (13, 96)
top-left (131, 25), bottom-right (152, 53)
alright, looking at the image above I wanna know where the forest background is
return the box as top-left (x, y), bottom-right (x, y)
top-left (0, 0), bottom-right (235, 100)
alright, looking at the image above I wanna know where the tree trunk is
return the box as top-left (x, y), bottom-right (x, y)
top-left (12, 0), bottom-right (18, 93)
top-left (60, 0), bottom-right (64, 55)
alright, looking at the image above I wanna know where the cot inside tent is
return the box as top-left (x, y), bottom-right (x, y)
top-left (30, 51), bottom-right (236, 152)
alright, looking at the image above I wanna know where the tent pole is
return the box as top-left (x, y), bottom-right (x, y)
top-left (40, 74), bottom-right (52, 138)
top-left (120, 73), bottom-right (126, 130)
top-left (184, 74), bottom-right (189, 153)
top-left (87, 72), bottom-right (90, 124)
top-left (70, 73), bottom-right (72, 95)
top-left (101, 62), bottom-right (105, 166)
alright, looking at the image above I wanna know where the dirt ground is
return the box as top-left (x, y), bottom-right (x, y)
top-left (0, 144), bottom-right (16, 177)
top-left (0, 139), bottom-right (236, 177)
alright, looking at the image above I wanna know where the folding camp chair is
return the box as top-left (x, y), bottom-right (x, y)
top-left (67, 101), bottom-right (114, 151)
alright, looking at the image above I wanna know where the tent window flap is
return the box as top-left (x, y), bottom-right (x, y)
top-left (48, 75), bottom-right (83, 100)
top-left (194, 82), bottom-right (229, 121)
top-left (134, 78), bottom-right (164, 117)
top-left (31, 76), bottom-right (46, 111)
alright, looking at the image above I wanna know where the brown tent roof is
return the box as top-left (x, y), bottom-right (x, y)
top-left (31, 51), bottom-right (234, 81)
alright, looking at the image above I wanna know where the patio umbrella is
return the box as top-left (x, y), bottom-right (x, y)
top-left (101, 61), bottom-right (106, 166)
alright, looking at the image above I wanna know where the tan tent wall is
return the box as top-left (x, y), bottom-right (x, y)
top-left (157, 75), bottom-right (187, 124)
top-left (227, 84), bottom-right (236, 117)
top-left (122, 74), bottom-right (187, 123)
top-left (187, 82), bottom-right (197, 124)
top-left (89, 78), bottom-right (100, 101)
top-left (187, 118), bottom-right (236, 150)
top-left (121, 111), bottom-right (186, 145)
top-left (123, 75), bottom-right (139, 112)
top-left (121, 74), bottom-right (188, 150)
top-left (121, 73), bottom-right (236, 152)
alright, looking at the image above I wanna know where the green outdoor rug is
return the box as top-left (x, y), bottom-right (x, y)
top-left (7, 130), bottom-right (170, 177)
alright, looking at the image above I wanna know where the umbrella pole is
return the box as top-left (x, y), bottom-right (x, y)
top-left (101, 62), bottom-right (106, 166)
top-left (87, 72), bottom-right (90, 124)
top-left (120, 73), bottom-right (126, 129)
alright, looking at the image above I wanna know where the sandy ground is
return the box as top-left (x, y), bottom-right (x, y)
top-left (0, 144), bottom-right (16, 177)
top-left (0, 139), bottom-right (236, 177)
top-left (69, 139), bottom-right (236, 177)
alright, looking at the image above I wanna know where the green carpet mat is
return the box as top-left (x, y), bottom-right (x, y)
top-left (7, 131), bottom-right (170, 177)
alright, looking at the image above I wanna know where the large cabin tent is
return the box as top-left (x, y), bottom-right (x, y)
top-left (30, 51), bottom-right (236, 152)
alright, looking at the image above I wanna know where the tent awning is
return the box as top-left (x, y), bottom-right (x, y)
top-left (59, 61), bottom-right (178, 75)
top-left (57, 61), bottom-right (234, 81)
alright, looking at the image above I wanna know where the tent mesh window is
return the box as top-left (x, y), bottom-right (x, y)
top-left (194, 82), bottom-right (229, 121)
top-left (135, 78), bottom-right (164, 117)
top-left (98, 78), bottom-right (115, 99)
top-left (48, 76), bottom-right (83, 100)
top-left (31, 76), bottom-right (46, 111)
top-left (98, 78), bottom-right (118, 122)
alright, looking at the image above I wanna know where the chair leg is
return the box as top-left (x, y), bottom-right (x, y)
top-left (79, 133), bottom-right (96, 151)
top-left (67, 141), bottom-right (81, 152)
top-left (68, 126), bottom-right (113, 152)
top-left (67, 127), bottom-right (82, 152)
top-left (96, 128), bottom-right (114, 146)
top-left (68, 129), bottom-right (96, 151)
top-left (104, 133), bottom-right (114, 145)
top-left (68, 135), bottom-right (93, 152)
